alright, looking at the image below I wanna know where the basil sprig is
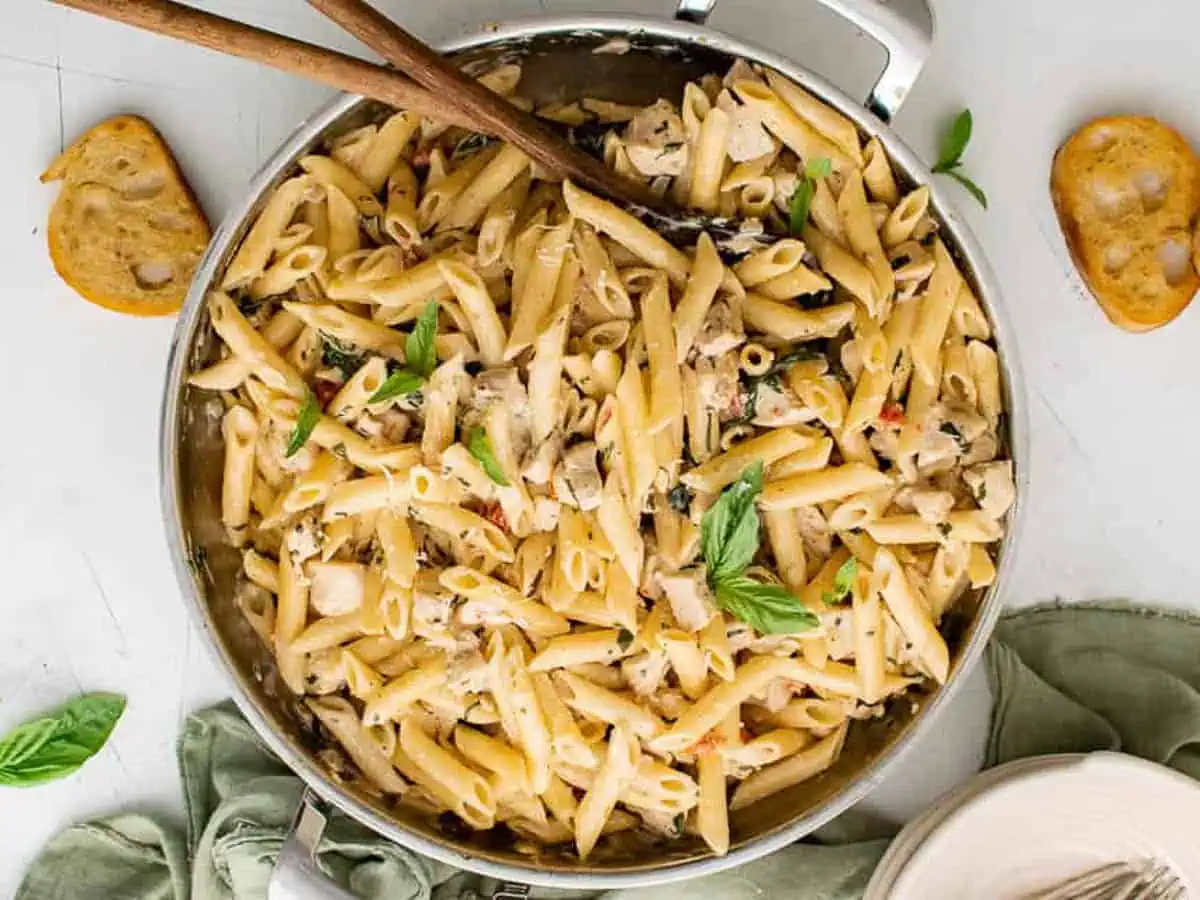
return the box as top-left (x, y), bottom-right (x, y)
top-left (788, 157), bottom-right (832, 235)
top-left (285, 390), bottom-right (321, 458)
top-left (932, 109), bottom-right (987, 208)
top-left (822, 557), bottom-right (858, 606)
top-left (0, 694), bottom-right (125, 787)
top-left (467, 426), bottom-right (509, 486)
top-left (369, 300), bottom-right (440, 403)
top-left (700, 462), bottom-right (818, 635)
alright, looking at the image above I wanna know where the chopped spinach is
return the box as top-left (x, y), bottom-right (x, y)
top-left (666, 483), bottom-right (693, 515)
top-left (321, 336), bottom-right (366, 379)
top-left (451, 132), bottom-right (492, 160)
top-left (939, 421), bottom-right (969, 449)
top-left (566, 121), bottom-right (611, 157)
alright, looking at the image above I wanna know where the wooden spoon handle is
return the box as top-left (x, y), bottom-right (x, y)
top-left (307, 0), bottom-right (671, 214)
top-left (49, 0), bottom-right (473, 128)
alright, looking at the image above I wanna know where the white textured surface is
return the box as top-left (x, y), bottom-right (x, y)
top-left (2, 0), bottom-right (1199, 893)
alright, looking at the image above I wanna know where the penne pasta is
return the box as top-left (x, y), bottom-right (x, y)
top-left (194, 57), bottom-right (1012, 852)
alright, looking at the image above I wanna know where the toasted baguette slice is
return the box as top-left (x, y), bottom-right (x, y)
top-left (1051, 115), bottom-right (1200, 331)
top-left (41, 115), bottom-right (210, 316)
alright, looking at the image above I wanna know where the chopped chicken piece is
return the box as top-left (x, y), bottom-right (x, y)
top-left (521, 435), bottom-right (561, 485)
top-left (446, 650), bottom-right (489, 696)
top-left (894, 485), bottom-right (957, 524)
top-left (645, 689), bottom-right (691, 722)
top-left (793, 505), bottom-right (833, 560)
top-left (469, 367), bottom-right (529, 424)
top-left (353, 411), bottom-right (385, 440)
top-left (924, 401), bottom-right (988, 456)
top-left (637, 806), bottom-right (689, 839)
top-left (694, 353), bottom-right (743, 421)
top-left (307, 560), bottom-right (366, 616)
top-left (376, 409), bottom-right (411, 444)
top-left (554, 441), bottom-right (604, 511)
top-left (285, 512), bottom-right (322, 567)
top-left (918, 428), bottom-right (961, 473)
top-left (657, 566), bottom-right (717, 632)
top-left (962, 432), bottom-right (1000, 466)
top-left (963, 461), bottom-right (1015, 518)
top-left (773, 170), bottom-right (800, 214)
top-left (272, 423), bottom-right (316, 475)
top-left (752, 381), bottom-right (815, 427)
top-left (760, 677), bottom-right (795, 713)
top-left (623, 100), bottom-right (689, 176)
top-left (413, 572), bottom-right (456, 629)
top-left (726, 620), bottom-right (755, 652)
top-left (716, 218), bottom-right (771, 257)
top-left (746, 634), bottom-right (805, 655)
top-left (818, 604), bottom-right (858, 661)
top-left (694, 300), bottom-right (746, 358)
top-left (531, 495), bottom-right (561, 532)
top-left (639, 542), bottom-right (664, 600)
top-left (715, 85), bottom-right (776, 162)
top-left (622, 649), bottom-right (671, 698)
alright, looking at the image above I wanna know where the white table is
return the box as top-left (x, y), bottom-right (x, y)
top-left (2, 0), bottom-right (1199, 893)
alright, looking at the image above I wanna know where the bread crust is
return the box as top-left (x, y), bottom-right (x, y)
top-left (41, 115), bottom-right (211, 316)
top-left (1051, 115), bottom-right (1200, 331)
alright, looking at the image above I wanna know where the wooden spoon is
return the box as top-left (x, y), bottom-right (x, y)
top-left (305, 0), bottom-right (678, 213)
top-left (49, 0), bottom-right (470, 126)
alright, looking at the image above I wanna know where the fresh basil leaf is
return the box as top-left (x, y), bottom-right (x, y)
top-left (0, 719), bottom-right (58, 771)
top-left (804, 156), bottom-right (833, 180)
top-left (369, 370), bottom-right (425, 405)
top-left (405, 300), bottom-right (440, 379)
top-left (55, 693), bottom-right (126, 750)
top-left (285, 390), bottom-right (321, 458)
top-left (0, 693), bottom-right (125, 788)
top-left (830, 557), bottom-right (858, 604)
top-left (714, 574), bottom-right (818, 635)
top-left (700, 461), bottom-right (764, 579)
top-left (617, 628), bottom-right (635, 651)
top-left (945, 169), bottom-right (988, 209)
top-left (467, 427), bottom-right (510, 486)
top-left (788, 179), bottom-right (815, 236)
top-left (935, 109), bottom-right (973, 171)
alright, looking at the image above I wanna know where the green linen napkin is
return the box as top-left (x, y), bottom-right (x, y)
top-left (18, 605), bottom-right (1200, 900)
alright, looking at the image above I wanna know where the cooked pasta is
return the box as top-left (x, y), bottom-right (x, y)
top-left (192, 55), bottom-right (1012, 862)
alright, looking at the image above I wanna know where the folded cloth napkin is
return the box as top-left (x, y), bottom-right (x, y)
top-left (18, 605), bottom-right (1200, 900)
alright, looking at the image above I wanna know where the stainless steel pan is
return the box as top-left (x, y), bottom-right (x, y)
top-left (159, 0), bottom-right (1028, 894)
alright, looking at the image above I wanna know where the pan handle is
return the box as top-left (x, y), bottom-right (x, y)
top-left (674, 0), bottom-right (934, 122)
top-left (267, 790), bottom-right (359, 900)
